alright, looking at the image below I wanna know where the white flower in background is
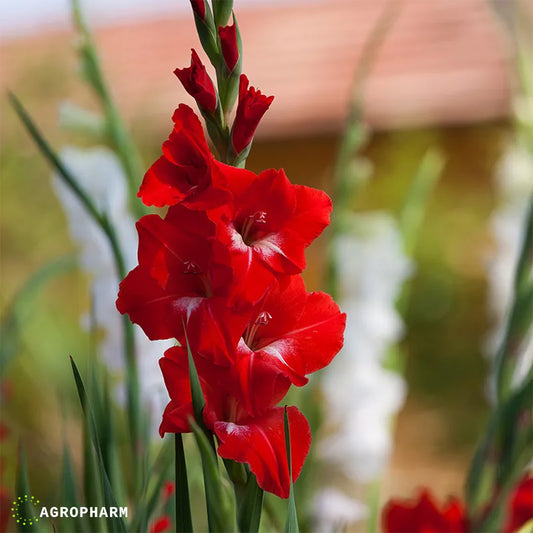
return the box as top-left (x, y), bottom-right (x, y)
top-left (53, 146), bottom-right (172, 429)
top-left (486, 142), bottom-right (533, 388)
top-left (312, 488), bottom-right (367, 533)
top-left (321, 212), bottom-right (412, 481)
top-left (321, 361), bottom-right (406, 481)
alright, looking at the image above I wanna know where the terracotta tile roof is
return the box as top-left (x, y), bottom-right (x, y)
top-left (1, 0), bottom-right (521, 136)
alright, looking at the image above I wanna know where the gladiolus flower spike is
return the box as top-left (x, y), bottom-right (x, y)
top-left (116, 0), bottom-right (345, 505)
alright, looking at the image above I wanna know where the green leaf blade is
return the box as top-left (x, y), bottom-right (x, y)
top-left (175, 434), bottom-right (194, 533)
top-left (70, 356), bottom-right (127, 533)
top-left (284, 407), bottom-right (299, 533)
top-left (236, 471), bottom-right (263, 533)
top-left (190, 419), bottom-right (237, 533)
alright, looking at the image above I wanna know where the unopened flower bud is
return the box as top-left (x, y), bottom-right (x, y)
top-left (231, 74), bottom-right (274, 154)
top-left (218, 23), bottom-right (239, 71)
top-left (174, 49), bottom-right (217, 113)
top-left (190, 0), bottom-right (206, 20)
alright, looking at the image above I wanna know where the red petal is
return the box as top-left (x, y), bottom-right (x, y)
top-left (234, 169), bottom-right (295, 238)
top-left (186, 297), bottom-right (249, 365)
top-left (221, 233), bottom-right (278, 306)
top-left (211, 160), bottom-right (256, 198)
top-left (250, 276), bottom-right (346, 385)
top-left (285, 184), bottom-right (332, 248)
top-left (138, 156), bottom-right (188, 208)
top-left (138, 105), bottom-right (225, 208)
top-left (167, 104), bottom-right (211, 163)
top-left (117, 266), bottom-right (180, 340)
top-left (233, 339), bottom-right (292, 414)
top-left (159, 353), bottom-right (193, 435)
top-left (214, 406), bottom-right (310, 498)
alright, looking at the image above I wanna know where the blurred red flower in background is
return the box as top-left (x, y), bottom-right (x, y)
top-left (383, 475), bottom-right (533, 533)
top-left (383, 489), bottom-right (467, 533)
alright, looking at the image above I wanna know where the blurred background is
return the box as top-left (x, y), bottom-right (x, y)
top-left (1, 0), bottom-right (532, 529)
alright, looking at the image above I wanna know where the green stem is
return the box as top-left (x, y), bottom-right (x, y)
top-left (327, 0), bottom-right (404, 297)
top-left (71, 0), bottom-right (145, 218)
top-left (233, 470), bottom-right (263, 533)
top-left (366, 480), bottom-right (381, 533)
top-left (494, 198), bottom-right (533, 403)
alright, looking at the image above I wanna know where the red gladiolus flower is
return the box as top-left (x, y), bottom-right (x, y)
top-left (212, 166), bottom-right (332, 304)
top-left (218, 24), bottom-right (239, 71)
top-left (118, 12), bottom-right (346, 501)
top-left (159, 346), bottom-right (311, 499)
top-left (138, 105), bottom-right (229, 209)
top-left (116, 206), bottom-right (245, 362)
top-left (190, 0), bottom-right (205, 20)
top-left (234, 275), bottom-right (346, 413)
top-left (174, 49), bottom-right (217, 113)
top-left (504, 474), bottom-right (533, 533)
top-left (215, 406), bottom-right (310, 499)
top-left (149, 515), bottom-right (171, 533)
top-left (231, 74), bottom-right (274, 154)
top-left (383, 489), bottom-right (468, 533)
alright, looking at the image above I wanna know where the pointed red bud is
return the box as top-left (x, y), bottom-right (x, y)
top-left (218, 23), bottom-right (239, 71)
top-left (190, 0), bottom-right (206, 20)
top-left (231, 74), bottom-right (274, 154)
top-left (174, 49), bottom-right (217, 113)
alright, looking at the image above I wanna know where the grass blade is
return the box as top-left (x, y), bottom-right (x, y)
top-left (466, 374), bottom-right (533, 529)
top-left (130, 437), bottom-right (173, 532)
top-left (60, 444), bottom-right (86, 532)
top-left (175, 434), bottom-right (193, 532)
top-left (70, 356), bottom-right (127, 533)
top-left (70, 0), bottom-right (146, 218)
top-left (284, 407), bottom-right (299, 533)
top-left (183, 325), bottom-right (206, 429)
top-left (236, 471), bottom-right (263, 533)
top-left (399, 148), bottom-right (444, 255)
top-left (190, 419), bottom-right (236, 532)
top-left (8, 92), bottom-right (104, 227)
top-left (15, 445), bottom-right (41, 532)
